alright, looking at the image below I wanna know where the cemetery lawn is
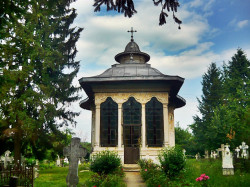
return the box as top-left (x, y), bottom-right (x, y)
top-left (34, 166), bottom-right (92, 187)
top-left (177, 159), bottom-right (250, 187)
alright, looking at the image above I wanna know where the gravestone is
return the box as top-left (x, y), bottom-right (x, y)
top-left (222, 144), bottom-right (234, 175)
top-left (216, 149), bottom-right (220, 157)
top-left (183, 149), bottom-right (186, 157)
top-left (34, 160), bottom-right (39, 179)
top-left (210, 151), bottom-right (213, 158)
top-left (235, 147), bottom-right (240, 158)
top-left (195, 153), bottom-right (200, 160)
top-left (63, 137), bottom-right (87, 187)
top-left (3, 150), bottom-right (12, 169)
top-left (64, 158), bottom-right (69, 164)
top-left (239, 142), bottom-right (249, 159)
top-left (212, 151), bottom-right (217, 159)
top-left (205, 150), bottom-right (209, 159)
top-left (217, 144), bottom-right (224, 158)
top-left (56, 155), bottom-right (61, 167)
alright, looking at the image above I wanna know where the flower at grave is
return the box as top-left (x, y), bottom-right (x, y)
top-left (145, 169), bottom-right (147, 171)
top-left (196, 173), bottom-right (210, 186)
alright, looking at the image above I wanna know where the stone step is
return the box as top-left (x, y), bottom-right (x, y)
top-left (123, 164), bottom-right (141, 172)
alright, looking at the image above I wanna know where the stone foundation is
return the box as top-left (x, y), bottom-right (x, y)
top-left (91, 147), bottom-right (165, 165)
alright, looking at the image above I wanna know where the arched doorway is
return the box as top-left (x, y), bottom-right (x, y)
top-left (123, 97), bottom-right (141, 164)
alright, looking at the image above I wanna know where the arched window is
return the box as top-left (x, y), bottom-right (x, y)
top-left (123, 97), bottom-right (141, 125)
top-left (100, 97), bottom-right (118, 147)
top-left (146, 97), bottom-right (163, 147)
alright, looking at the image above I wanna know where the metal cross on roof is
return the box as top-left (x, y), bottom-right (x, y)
top-left (128, 27), bottom-right (137, 41)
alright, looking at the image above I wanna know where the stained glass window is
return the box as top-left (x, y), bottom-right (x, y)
top-left (100, 97), bottom-right (118, 147)
top-left (146, 97), bottom-right (163, 147)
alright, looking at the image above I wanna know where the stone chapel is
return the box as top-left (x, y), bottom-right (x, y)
top-left (79, 29), bottom-right (186, 164)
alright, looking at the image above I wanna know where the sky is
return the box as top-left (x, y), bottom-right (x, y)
top-left (67, 0), bottom-right (250, 142)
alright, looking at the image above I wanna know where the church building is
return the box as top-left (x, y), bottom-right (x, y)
top-left (79, 29), bottom-right (186, 164)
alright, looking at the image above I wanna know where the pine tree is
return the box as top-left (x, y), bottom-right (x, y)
top-left (190, 62), bottom-right (224, 150)
top-left (0, 0), bottom-right (83, 164)
top-left (211, 49), bottom-right (250, 147)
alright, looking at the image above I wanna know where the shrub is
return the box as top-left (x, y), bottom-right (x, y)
top-left (90, 150), bottom-right (122, 174)
top-left (138, 159), bottom-right (168, 186)
top-left (137, 159), bottom-right (158, 170)
top-left (158, 146), bottom-right (186, 178)
top-left (79, 162), bottom-right (90, 170)
top-left (85, 168), bottom-right (126, 187)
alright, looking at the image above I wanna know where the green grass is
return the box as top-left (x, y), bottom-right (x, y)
top-left (34, 166), bottom-right (93, 187)
top-left (139, 159), bottom-right (250, 187)
top-left (182, 159), bottom-right (250, 187)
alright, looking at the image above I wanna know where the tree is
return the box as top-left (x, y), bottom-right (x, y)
top-left (175, 123), bottom-right (198, 156)
top-left (190, 62), bottom-right (224, 150)
top-left (211, 49), bottom-right (250, 147)
top-left (93, 0), bottom-right (182, 29)
top-left (190, 50), bottom-right (250, 151)
top-left (81, 142), bottom-right (92, 161)
top-left (0, 0), bottom-right (83, 164)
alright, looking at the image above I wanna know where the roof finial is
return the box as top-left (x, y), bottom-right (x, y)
top-left (127, 27), bottom-right (137, 41)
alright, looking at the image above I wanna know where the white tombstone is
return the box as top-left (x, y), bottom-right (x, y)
top-left (195, 154), bottom-right (199, 160)
top-left (34, 160), bottom-right (39, 179)
top-left (4, 150), bottom-right (12, 169)
top-left (222, 144), bottom-right (234, 175)
top-left (210, 151), bottom-right (213, 158)
top-left (64, 157), bottom-right (69, 164)
top-left (239, 142), bottom-right (249, 159)
top-left (56, 155), bottom-right (61, 167)
top-left (195, 153), bottom-right (200, 160)
top-left (235, 147), bottom-right (240, 158)
top-left (205, 150), bottom-right (209, 159)
top-left (212, 151), bottom-right (217, 159)
top-left (183, 149), bottom-right (186, 157)
top-left (217, 144), bottom-right (224, 158)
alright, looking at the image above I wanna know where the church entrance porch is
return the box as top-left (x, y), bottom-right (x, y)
top-left (124, 125), bottom-right (141, 164)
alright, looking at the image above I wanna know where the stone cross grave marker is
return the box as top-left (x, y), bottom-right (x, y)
top-left (212, 151), bottom-right (217, 159)
top-left (56, 155), bottom-right (60, 167)
top-left (222, 144), bottom-right (234, 175)
top-left (235, 147), bottom-right (240, 158)
top-left (63, 137), bottom-right (87, 187)
top-left (239, 142), bottom-right (249, 159)
top-left (217, 144), bottom-right (224, 158)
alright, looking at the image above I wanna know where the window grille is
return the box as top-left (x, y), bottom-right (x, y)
top-left (146, 97), bottom-right (163, 147)
top-left (100, 97), bottom-right (118, 147)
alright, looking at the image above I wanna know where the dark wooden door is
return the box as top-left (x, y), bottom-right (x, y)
top-left (124, 125), bottom-right (140, 164)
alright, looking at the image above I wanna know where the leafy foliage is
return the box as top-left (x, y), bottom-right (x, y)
top-left (175, 123), bottom-right (199, 156)
top-left (0, 0), bottom-right (82, 163)
top-left (90, 150), bottom-right (122, 175)
top-left (190, 49), bottom-right (250, 151)
top-left (93, 0), bottom-right (182, 29)
top-left (138, 159), bottom-right (168, 186)
top-left (80, 142), bottom-right (92, 161)
top-left (86, 172), bottom-right (126, 187)
top-left (158, 146), bottom-right (186, 178)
